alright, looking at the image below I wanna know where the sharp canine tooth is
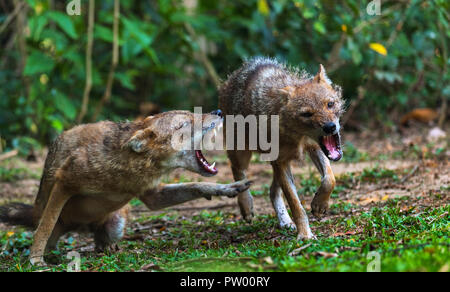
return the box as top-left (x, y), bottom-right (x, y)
top-left (211, 162), bottom-right (216, 169)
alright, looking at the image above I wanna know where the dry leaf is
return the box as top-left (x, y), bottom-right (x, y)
top-left (314, 251), bottom-right (338, 259)
top-left (289, 242), bottom-right (312, 256)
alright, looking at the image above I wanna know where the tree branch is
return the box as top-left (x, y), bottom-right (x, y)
top-left (0, 0), bottom-right (24, 35)
top-left (184, 22), bottom-right (221, 89)
top-left (77, 0), bottom-right (95, 124)
top-left (91, 0), bottom-right (120, 122)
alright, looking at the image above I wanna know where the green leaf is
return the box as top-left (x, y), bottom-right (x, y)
top-left (47, 11), bottom-right (78, 39)
top-left (24, 50), bottom-right (55, 76)
top-left (53, 91), bottom-right (76, 120)
top-left (313, 21), bottom-right (326, 34)
top-left (95, 25), bottom-right (113, 43)
top-left (28, 15), bottom-right (48, 41)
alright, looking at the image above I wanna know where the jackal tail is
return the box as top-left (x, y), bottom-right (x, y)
top-left (0, 203), bottom-right (35, 228)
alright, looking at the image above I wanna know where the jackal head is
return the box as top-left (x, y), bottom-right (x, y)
top-left (123, 110), bottom-right (223, 177)
top-left (277, 65), bottom-right (344, 161)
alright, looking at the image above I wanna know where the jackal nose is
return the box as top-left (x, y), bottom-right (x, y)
top-left (323, 122), bottom-right (336, 134)
top-left (211, 110), bottom-right (223, 118)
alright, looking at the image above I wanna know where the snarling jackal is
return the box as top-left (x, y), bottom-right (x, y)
top-left (0, 110), bottom-right (251, 265)
top-left (219, 57), bottom-right (344, 239)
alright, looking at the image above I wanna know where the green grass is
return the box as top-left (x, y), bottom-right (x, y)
top-left (0, 197), bottom-right (448, 272)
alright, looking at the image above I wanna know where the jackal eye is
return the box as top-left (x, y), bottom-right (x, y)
top-left (300, 112), bottom-right (314, 118)
top-left (327, 102), bottom-right (335, 108)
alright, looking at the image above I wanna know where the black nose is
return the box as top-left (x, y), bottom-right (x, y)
top-left (323, 122), bottom-right (336, 134)
top-left (211, 110), bottom-right (223, 118)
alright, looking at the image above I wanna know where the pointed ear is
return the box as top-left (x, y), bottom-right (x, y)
top-left (275, 86), bottom-right (296, 99)
top-left (313, 64), bottom-right (331, 84)
top-left (123, 128), bottom-right (155, 153)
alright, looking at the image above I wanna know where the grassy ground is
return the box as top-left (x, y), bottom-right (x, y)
top-left (0, 127), bottom-right (448, 272)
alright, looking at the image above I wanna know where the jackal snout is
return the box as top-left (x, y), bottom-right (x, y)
top-left (323, 122), bottom-right (337, 135)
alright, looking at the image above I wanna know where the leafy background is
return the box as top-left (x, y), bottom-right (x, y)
top-left (0, 0), bottom-right (449, 152)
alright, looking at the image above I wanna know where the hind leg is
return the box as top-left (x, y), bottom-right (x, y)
top-left (45, 222), bottom-right (66, 253)
top-left (227, 150), bottom-right (254, 222)
top-left (270, 178), bottom-right (295, 229)
top-left (93, 206), bottom-right (129, 252)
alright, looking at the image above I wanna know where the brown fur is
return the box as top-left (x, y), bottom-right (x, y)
top-left (0, 110), bottom-right (251, 265)
top-left (219, 57), bottom-right (344, 239)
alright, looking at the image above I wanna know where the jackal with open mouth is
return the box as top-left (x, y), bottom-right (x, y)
top-left (0, 110), bottom-right (251, 265)
top-left (219, 57), bottom-right (344, 239)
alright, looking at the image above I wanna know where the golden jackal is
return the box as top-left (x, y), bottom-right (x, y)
top-left (0, 110), bottom-right (251, 265)
top-left (219, 57), bottom-right (344, 239)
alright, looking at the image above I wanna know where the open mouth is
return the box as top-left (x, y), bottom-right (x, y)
top-left (195, 150), bottom-right (218, 175)
top-left (319, 133), bottom-right (343, 161)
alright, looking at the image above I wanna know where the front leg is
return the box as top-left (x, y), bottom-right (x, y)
top-left (306, 143), bottom-right (336, 217)
top-left (30, 181), bottom-right (72, 266)
top-left (140, 180), bottom-right (252, 211)
top-left (272, 162), bottom-right (315, 240)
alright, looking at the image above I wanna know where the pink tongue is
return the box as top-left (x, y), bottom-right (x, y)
top-left (324, 136), bottom-right (340, 160)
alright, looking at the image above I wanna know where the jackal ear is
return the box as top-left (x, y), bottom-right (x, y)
top-left (124, 128), bottom-right (156, 153)
top-left (275, 86), bottom-right (295, 100)
top-left (313, 64), bottom-right (332, 85)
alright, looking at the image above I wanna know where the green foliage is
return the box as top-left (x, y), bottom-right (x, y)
top-left (1, 203), bottom-right (448, 272)
top-left (0, 0), bottom-right (449, 149)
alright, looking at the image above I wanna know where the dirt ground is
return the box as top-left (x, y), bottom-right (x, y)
top-left (0, 123), bottom-right (448, 230)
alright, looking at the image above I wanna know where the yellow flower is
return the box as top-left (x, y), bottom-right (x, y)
top-left (35, 3), bottom-right (44, 15)
top-left (369, 43), bottom-right (387, 56)
top-left (6, 231), bottom-right (14, 238)
top-left (40, 74), bottom-right (49, 85)
top-left (257, 0), bottom-right (270, 16)
top-left (341, 24), bottom-right (347, 32)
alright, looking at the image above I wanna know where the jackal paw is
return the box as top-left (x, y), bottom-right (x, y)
top-left (242, 212), bottom-right (254, 223)
top-left (30, 256), bottom-right (46, 267)
top-left (311, 196), bottom-right (329, 218)
top-left (219, 179), bottom-right (253, 198)
top-left (279, 220), bottom-right (297, 230)
top-left (296, 230), bottom-right (316, 241)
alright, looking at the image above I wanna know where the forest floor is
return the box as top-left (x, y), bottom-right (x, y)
top-left (0, 123), bottom-right (448, 272)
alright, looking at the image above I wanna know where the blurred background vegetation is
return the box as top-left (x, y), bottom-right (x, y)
top-left (0, 0), bottom-right (449, 153)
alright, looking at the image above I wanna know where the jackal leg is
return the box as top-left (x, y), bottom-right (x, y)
top-left (93, 205), bottom-right (130, 252)
top-left (270, 178), bottom-right (295, 229)
top-left (227, 150), bottom-right (254, 222)
top-left (45, 222), bottom-right (66, 252)
top-left (272, 161), bottom-right (314, 240)
top-left (30, 181), bottom-right (72, 266)
top-left (140, 180), bottom-right (252, 211)
top-left (306, 143), bottom-right (336, 217)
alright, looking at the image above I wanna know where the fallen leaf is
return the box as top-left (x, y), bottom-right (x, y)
top-left (140, 263), bottom-right (161, 271)
top-left (439, 264), bottom-right (449, 273)
top-left (263, 256), bottom-right (274, 265)
top-left (314, 251), bottom-right (338, 259)
top-left (289, 242), bottom-right (312, 256)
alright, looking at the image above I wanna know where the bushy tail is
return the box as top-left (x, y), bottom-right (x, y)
top-left (0, 203), bottom-right (35, 228)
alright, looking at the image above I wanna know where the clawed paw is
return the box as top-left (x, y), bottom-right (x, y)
top-left (221, 179), bottom-right (253, 198)
top-left (296, 231), bottom-right (317, 241)
top-left (279, 220), bottom-right (297, 230)
top-left (30, 256), bottom-right (46, 267)
top-left (311, 197), bottom-right (329, 218)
